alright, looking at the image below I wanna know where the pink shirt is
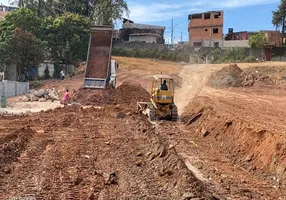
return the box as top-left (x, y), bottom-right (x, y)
top-left (63, 92), bottom-right (69, 101)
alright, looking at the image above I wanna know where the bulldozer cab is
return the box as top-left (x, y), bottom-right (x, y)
top-left (151, 75), bottom-right (174, 104)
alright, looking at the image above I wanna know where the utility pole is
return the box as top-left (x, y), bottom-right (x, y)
top-left (283, 3), bottom-right (286, 45)
top-left (181, 32), bottom-right (183, 42)
top-left (171, 18), bottom-right (174, 47)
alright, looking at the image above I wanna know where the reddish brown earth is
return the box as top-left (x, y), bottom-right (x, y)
top-left (0, 82), bottom-right (213, 199)
top-left (2, 58), bottom-right (286, 199)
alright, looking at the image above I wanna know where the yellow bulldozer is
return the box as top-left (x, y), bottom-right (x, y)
top-left (137, 74), bottom-right (178, 121)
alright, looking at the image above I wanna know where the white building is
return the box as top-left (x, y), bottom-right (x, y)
top-left (129, 33), bottom-right (162, 44)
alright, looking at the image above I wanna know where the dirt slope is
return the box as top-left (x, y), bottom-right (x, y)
top-left (175, 62), bottom-right (286, 199)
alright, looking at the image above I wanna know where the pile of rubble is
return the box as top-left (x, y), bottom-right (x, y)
top-left (23, 88), bottom-right (60, 102)
top-left (209, 64), bottom-right (275, 89)
top-left (240, 70), bottom-right (274, 87)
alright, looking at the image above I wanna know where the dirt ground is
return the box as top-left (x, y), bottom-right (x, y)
top-left (1, 58), bottom-right (286, 199)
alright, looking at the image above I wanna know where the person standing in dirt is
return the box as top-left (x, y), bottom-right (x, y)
top-left (60, 70), bottom-right (65, 80)
top-left (63, 89), bottom-right (70, 106)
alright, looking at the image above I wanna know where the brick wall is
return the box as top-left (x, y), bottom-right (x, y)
top-left (188, 11), bottom-right (223, 47)
top-left (189, 11), bottom-right (223, 28)
top-left (190, 27), bottom-right (223, 40)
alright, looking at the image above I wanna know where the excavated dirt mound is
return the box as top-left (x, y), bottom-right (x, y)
top-left (115, 81), bottom-right (150, 105)
top-left (208, 64), bottom-right (243, 89)
top-left (209, 64), bottom-right (277, 89)
top-left (72, 81), bottom-right (150, 108)
top-left (72, 87), bottom-right (115, 105)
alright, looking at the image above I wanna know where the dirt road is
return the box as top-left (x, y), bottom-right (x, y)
top-left (175, 64), bottom-right (218, 115)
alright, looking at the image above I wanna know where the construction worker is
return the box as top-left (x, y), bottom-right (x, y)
top-left (60, 70), bottom-right (65, 80)
top-left (160, 80), bottom-right (168, 90)
top-left (63, 89), bottom-right (70, 106)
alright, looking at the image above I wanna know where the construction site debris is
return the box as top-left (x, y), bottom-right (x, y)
top-left (103, 172), bottom-right (117, 185)
top-left (208, 64), bottom-right (242, 88)
top-left (23, 88), bottom-right (60, 102)
top-left (240, 70), bottom-right (274, 87)
top-left (209, 64), bottom-right (279, 89)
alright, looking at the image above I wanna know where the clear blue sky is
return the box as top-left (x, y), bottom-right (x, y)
top-left (1, 0), bottom-right (282, 43)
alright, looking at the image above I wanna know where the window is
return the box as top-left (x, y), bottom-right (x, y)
top-left (204, 13), bottom-right (211, 19)
top-left (213, 28), bottom-right (219, 34)
top-left (214, 12), bottom-right (221, 19)
top-left (193, 42), bottom-right (202, 47)
top-left (192, 14), bottom-right (202, 19)
top-left (205, 29), bottom-right (208, 32)
top-left (214, 42), bottom-right (219, 47)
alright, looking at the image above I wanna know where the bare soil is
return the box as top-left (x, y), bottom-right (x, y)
top-left (2, 58), bottom-right (286, 199)
top-left (0, 85), bottom-right (213, 199)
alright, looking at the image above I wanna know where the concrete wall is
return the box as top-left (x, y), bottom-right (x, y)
top-left (271, 56), bottom-right (286, 61)
top-left (113, 41), bottom-right (167, 51)
top-left (223, 40), bottom-right (250, 48)
top-left (0, 80), bottom-right (29, 97)
top-left (189, 39), bottom-right (223, 48)
top-left (129, 35), bottom-right (158, 43)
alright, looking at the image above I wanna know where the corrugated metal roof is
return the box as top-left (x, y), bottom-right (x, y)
top-left (129, 33), bottom-right (162, 38)
top-left (122, 22), bottom-right (165, 30)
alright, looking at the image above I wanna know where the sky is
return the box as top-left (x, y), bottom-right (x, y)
top-left (1, 0), bottom-right (282, 43)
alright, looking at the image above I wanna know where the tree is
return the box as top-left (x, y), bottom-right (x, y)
top-left (91, 0), bottom-right (128, 25)
top-left (10, 0), bottom-right (129, 25)
top-left (41, 13), bottom-right (89, 64)
top-left (0, 28), bottom-right (45, 78)
top-left (248, 32), bottom-right (266, 48)
top-left (272, 0), bottom-right (286, 45)
top-left (0, 8), bottom-right (42, 41)
top-left (0, 8), bottom-right (45, 78)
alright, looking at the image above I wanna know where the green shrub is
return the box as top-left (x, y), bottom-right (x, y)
top-left (244, 56), bottom-right (257, 63)
top-left (111, 47), bottom-right (190, 62)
